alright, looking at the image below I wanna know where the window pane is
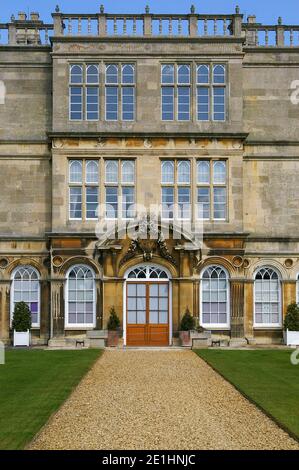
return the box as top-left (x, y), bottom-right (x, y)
top-left (67, 266), bottom-right (95, 325)
top-left (122, 187), bottom-right (135, 219)
top-left (86, 187), bottom-right (98, 219)
top-left (86, 160), bottom-right (99, 184)
top-left (106, 86), bottom-right (118, 120)
top-left (70, 86), bottom-right (83, 120)
top-left (161, 64), bottom-right (174, 84)
top-left (201, 266), bottom-right (228, 325)
top-left (197, 64), bottom-right (209, 84)
top-left (177, 161), bottom-right (190, 184)
top-left (70, 65), bottom-right (83, 84)
top-left (86, 64), bottom-right (99, 84)
top-left (162, 187), bottom-right (174, 219)
top-left (197, 187), bottom-right (210, 219)
top-left (69, 187), bottom-right (82, 219)
top-left (213, 65), bottom-right (225, 84)
top-left (197, 161), bottom-right (210, 184)
top-left (178, 187), bottom-right (190, 219)
top-left (213, 161), bottom-right (226, 184)
top-left (213, 87), bottom-right (225, 121)
top-left (122, 161), bottom-right (135, 183)
top-left (178, 86), bottom-right (190, 121)
top-left (178, 65), bottom-right (190, 84)
top-left (122, 64), bottom-right (135, 84)
top-left (162, 87), bottom-right (174, 120)
top-left (122, 87), bottom-right (135, 121)
top-left (69, 160), bottom-right (82, 183)
top-left (106, 187), bottom-right (118, 218)
top-left (105, 160), bottom-right (118, 183)
top-left (86, 87), bottom-right (99, 120)
top-left (197, 87), bottom-right (209, 121)
top-left (161, 161), bottom-right (174, 184)
top-left (106, 64), bottom-right (118, 84)
top-left (213, 187), bottom-right (226, 219)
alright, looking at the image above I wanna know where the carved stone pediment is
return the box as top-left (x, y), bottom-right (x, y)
top-left (119, 233), bottom-right (177, 268)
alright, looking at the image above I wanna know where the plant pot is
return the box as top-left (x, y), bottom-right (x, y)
top-left (284, 329), bottom-right (299, 346)
top-left (179, 330), bottom-right (191, 347)
top-left (107, 330), bottom-right (120, 347)
top-left (13, 330), bottom-right (30, 347)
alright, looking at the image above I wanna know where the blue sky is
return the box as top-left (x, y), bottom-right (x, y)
top-left (1, 1), bottom-right (299, 25)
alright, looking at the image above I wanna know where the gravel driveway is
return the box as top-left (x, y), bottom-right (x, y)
top-left (29, 350), bottom-right (298, 450)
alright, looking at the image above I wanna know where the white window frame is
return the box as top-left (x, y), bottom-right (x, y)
top-left (10, 266), bottom-right (41, 329)
top-left (200, 265), bottom-right (230, 329)
top-left (253, 266), bottom-right (282, 328)
top-left (65, 265), bottom-right (96, 329)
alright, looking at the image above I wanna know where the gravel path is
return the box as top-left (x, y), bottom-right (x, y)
top-left (29, 350), bottom-right (299, 450)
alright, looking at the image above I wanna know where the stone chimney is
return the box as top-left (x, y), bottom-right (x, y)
top-left (15, 11), bottom-right (42, 45)
top-left (18, 12), bottom-right (27, 21)
top-left (30, 12), bottom-right (40, 22)
top-left (247, 15), bottom-right (257, 24)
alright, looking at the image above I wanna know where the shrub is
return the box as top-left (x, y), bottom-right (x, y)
top-left (180, 308), bottom-right (195, 331)
top-left (12, 302), bottom-right (32, 332)
top-left (284, 303), bottom-right (299, 331)
top-left (107, 307), bottom-right (121, 331)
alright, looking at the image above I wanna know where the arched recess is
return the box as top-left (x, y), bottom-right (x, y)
top-left (200, 264), bottom-right (230, 329)
top-left (10, 265), bottom-right (41, 328)
top-left (123, 263), bottom-right (172, 347)
top-left (65, 264), bottom-right (96, 328)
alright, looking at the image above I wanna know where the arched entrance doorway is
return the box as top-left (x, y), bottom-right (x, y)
top-left (123, 264), bottom-right (172, 346)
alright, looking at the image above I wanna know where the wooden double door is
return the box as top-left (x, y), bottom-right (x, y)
top-left (126, 282), bottom-right (169, 346)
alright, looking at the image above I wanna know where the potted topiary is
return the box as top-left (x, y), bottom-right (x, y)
top-left (284, 303), bottom-right (299, 346)
top-left (179, 308), bottom-right (196, 347)
top-left (107, 307), bottom-right (121, 347)
top-left (12, 301), bottom-right (32, 347)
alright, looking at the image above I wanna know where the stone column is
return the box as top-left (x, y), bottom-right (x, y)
top-left (40, 280), bottom-right (50, 343)
top-left (50, 280), bottom-right (65, 337)
top-left (95, 280), bottom-right (103, 329)
top-left (230, 280), bottom-right (246, 345)
top-left (0, 281), bottom-right (10, 344)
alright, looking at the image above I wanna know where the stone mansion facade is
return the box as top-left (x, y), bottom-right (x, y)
top-left (0, 6), bottom-right (299, 346)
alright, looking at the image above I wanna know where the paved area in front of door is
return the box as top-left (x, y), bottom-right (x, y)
top-left (29, 350), bottom-right (299, 450)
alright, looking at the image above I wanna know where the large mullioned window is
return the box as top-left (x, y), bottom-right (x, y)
top-left (161, 64), bottom-right (191, 121)
top-left (197, 64), bottom-right (226, 121)
top-left (105, 160), bottom-right (135, 219)
top-left (66, 265), bottom-right (95, 327)
top-left (200, 265), bottom-right (229, 328)
top-left (69, 64), bottom-right (99, 121)
top-left (161, 160), bottom-right (191, 219)
top-left (11, 266), bottom-right (40, 327)
top-left (105, 64), bottom-right (135, 121)
top-left (69, 160), bottom-right (99, 220)
top-left (197, 160), bottom-right (227, 220)
top-left (254, 267), bottom-right (281, 327)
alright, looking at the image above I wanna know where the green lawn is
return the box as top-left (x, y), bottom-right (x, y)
top-left (195, 349), bottom-right (299, 440)
top-left (0, 348), bottom-right (102, 450)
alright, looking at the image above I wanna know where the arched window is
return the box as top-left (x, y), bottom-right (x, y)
top-left (201, 265), bottom-right (229, 327)
top-left (254, 267), bottom-right (281, 326)
top-left (213, 161), bottom-right (226, 184)
top-left (86, 160), bottom-right (99, 184)
top-left (86, 64), bottom-right (99, 84)
top-left (177, 161), bottom-right (190, 184)
top-left (127, 265), bottom-right (169, 280)
top-left (122, 64), bottom-right (134, 84)
top-left (197, 161), bottom-right (210, 184)
top-left (11, 266), bottom-right (40, 327)
top-left (161, 64), bottom-right (174, 84)
top-left (197, 64), bottom-right (209, 84)
top-left (161, 161), bottom-right (174, 184)
top-left (69, 160), bottom-right (82, 184)
top-left (178, 65), bottom-right (190, 84)
top-left (66, 265), bottom-right (95, 327)
top-left (121, 161), bottom-right (135, 183)
top-left (106, 64), bottom-right (118, 84)
top-left (105, 160), bottom-right (118, 183)
top-left (213, 64), bottom-right (225, 84)
top-left (70, 64), bottom-right (83, 84)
